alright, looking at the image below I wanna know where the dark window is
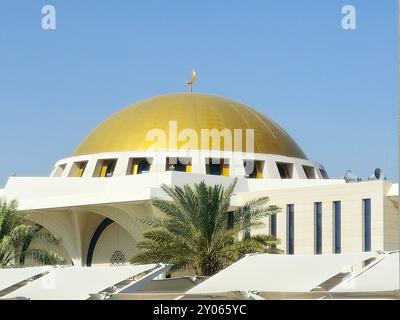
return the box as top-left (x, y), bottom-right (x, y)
top-left (244, 160), bottom-right (264, 179)
top-left (128, 158), bottom-right (152, 175)
top-left (320, 169), bottom-right (329, 179)
top-left (270, 214), bottom-right (277, 237)
top-left (138, 160), bottom-right (151, 174)
top-left (277, 163), bottom-right (293, 179)
top-left (207, 163), bottom-right (221, 175)
top-left (94, 159), bottom-right (117, 178)
top-left (286, 204), bottom-right (294, 254)
top-left (206, 159), bottom-right (229, 176)
top-left (303, 165), bottom-right (316, 179)
top-left (104, 160), bottom-right (116, 177)
top-left (226, 212), bottom-right (234, 230)
top-left (166, 158), bottom-right (191, 173)
top-left (363, 199), bottom-right (372, 252)
top-left (333, 201), bottom-right (341, 254)
top-left (174, 162), bottom-right (186, 172)
top-left (314, 202), bottom-right (322, 254)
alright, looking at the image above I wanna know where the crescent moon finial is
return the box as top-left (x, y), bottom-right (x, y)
top-left (186, 69), bottom-right (197, 93)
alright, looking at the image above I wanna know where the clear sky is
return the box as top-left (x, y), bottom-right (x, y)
top-left (0, 0), bottom-right (397, 185)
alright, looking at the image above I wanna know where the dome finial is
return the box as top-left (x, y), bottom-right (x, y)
top-left (186, 69), bottom-right (197, 93)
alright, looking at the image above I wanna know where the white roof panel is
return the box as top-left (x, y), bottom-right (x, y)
top-left (0, 266), bottom-right (52, 292)
top-left (3, 264), bottom-right (162, 300)
top-left (186, 252), bottom-right (376, 294)
top-left (331, 252), bottom-right (400, 292)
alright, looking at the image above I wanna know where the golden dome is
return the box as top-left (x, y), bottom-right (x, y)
top-left (73, 93), bottom-right (307, 159)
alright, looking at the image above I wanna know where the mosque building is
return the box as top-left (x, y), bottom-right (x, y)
top-left (0, 80), bottom-right (398, 267)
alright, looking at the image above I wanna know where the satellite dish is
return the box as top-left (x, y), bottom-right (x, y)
top-left (343, 170), bottom-right (362, 183)
top-left (368, 168), bottom-right (386, 181)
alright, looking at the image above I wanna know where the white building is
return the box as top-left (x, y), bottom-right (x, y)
top-left (0, 92), bottom-right (398, 267)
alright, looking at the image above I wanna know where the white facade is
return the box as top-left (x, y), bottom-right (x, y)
top-left (0, 155), bottom-right (398, 267)
top-left (0, 93), bottom-right (398, 268)
top-left (49, 150), bottom-right (327, 180)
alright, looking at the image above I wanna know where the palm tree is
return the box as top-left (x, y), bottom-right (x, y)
top-left (0, 199), bottom-right (67, 268)
top-left (131, 178), bottom-right (281, 276)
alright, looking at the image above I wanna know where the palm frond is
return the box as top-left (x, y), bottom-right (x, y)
top-left (0, 200), bottom-right (67, 268)
top-left (19, 248), bottom-right (67, 266)
top-left (131, 180), bottom-right (282, 276)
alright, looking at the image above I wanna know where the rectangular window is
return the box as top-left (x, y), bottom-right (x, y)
top-left (127, 158), bottom-right (152, 175)
top-left (222, 160), bottom-right (230, 177)
top-left (333, 201), bottom-right (341, 254)
top-left (166, 157), bottom-right (192, 173)
top-left (226, 212), bottom-right (234, 230)
top-left (94, 159), bottom-right (117, 178)
top-left (314, 202), bottom-right (322, 254)
top-left (270, 214), bottom-right (277, 237)
top-left (320, 169), bottom-right (329, 179)
top-left (102, 160), bottom-right (116, 177)
top-left (244, 160), bottom-right (264, 179)
top-left (68, 161), bottom-right (88, 177)
top-left (277, 162), bottom-right (293, 179)
top-left (303, 165), bottom-right (316, 179)
top-left (363, 199), bottom-right (372, 252)
top-left (206, 158), bottom-right (229, 176)
top-left (54, 164), bottom-right (67, 177)
top-left (207, 163), bottom-right (220, 175)
top-left (286, 204), bottom-right (294, 255)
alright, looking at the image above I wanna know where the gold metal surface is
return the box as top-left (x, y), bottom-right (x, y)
top-left (73, 93), bottom-right (307, 159)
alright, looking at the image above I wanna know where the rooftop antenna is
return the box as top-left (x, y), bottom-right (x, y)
top-left (186, 69), bottom-right (197, 93)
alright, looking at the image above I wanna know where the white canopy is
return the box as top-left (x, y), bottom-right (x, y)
top-left (135, 276), bottom-right (202, 293)
top-left (2, 264), bottom-right (169, 300)
top-left (331, 252), bottom-right (400, 293)
top-left (186, 252), bottom-right (376, 295)
top-left (0, 266), bottom-right (52, 293)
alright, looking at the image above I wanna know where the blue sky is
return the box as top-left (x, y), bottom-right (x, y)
top-left (0, 0), bottom-right (397, 185)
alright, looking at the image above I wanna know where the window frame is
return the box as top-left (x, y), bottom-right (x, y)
top-left (314, 202), bottom-right (323, 255)
top-left (277, 162), bottom-right (294, 179)
top-left (286, 204), bottom-right (295, 255)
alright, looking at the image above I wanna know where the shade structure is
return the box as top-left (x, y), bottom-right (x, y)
top-left (135, 276), bottom-right (204, 293)
top-left (2, 264), bottom-right (169, 300)
top-left (110, 292), bottom-right (185, 300)
top-left (331, 251), bottom-right (400, 293)
top-left (185, 252), bottom-right (377, 296)
top-left (0, 266), bottom-right (52, 293)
